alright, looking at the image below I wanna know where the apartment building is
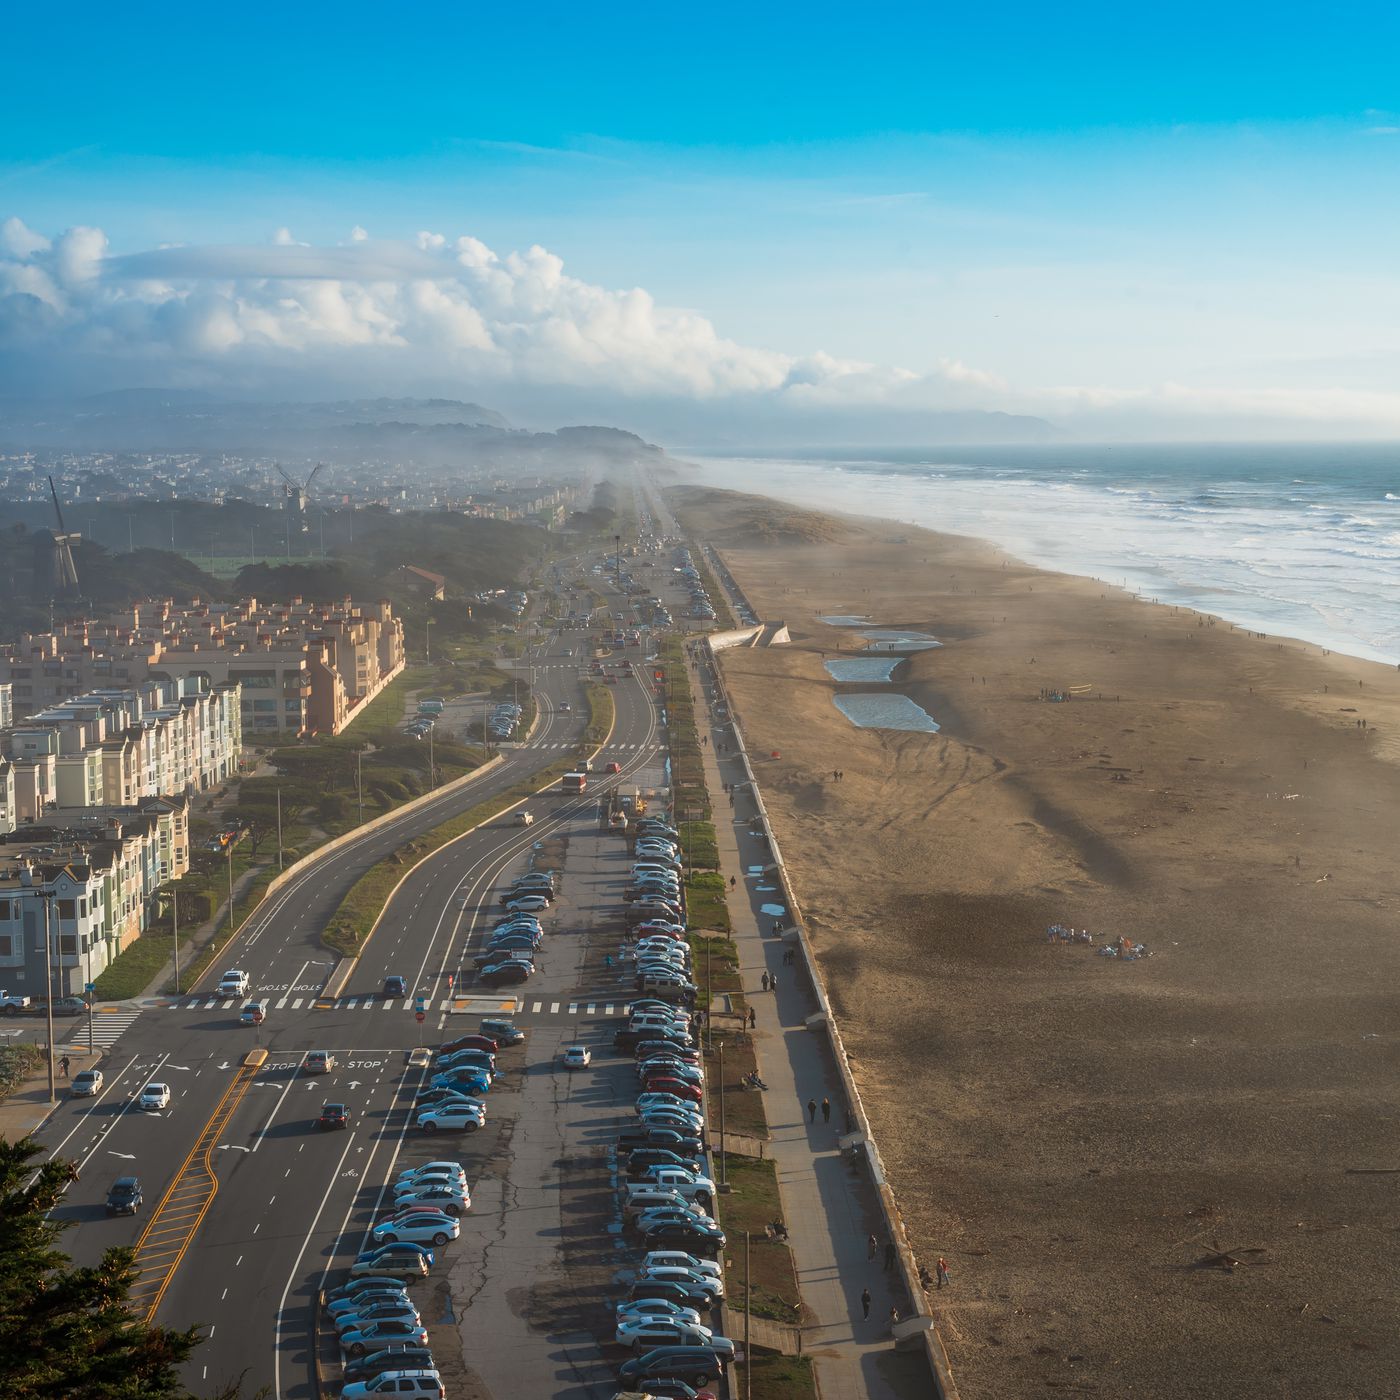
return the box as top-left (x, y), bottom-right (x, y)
top-left (0, 797), bottom-right (191, 994)
top-left (1, 678), bottom-right (242, 821)
top-left (0, 595), bottom-right (404, 736)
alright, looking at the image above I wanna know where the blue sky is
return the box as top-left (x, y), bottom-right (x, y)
top-left (5, 1), bottom-right (1400, 438)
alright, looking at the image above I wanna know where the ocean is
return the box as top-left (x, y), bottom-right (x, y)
top-left (686, 443), bottom-right (1400, 666)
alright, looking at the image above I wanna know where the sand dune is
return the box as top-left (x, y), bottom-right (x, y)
top-left (672, 485), bottom-right (1400, 1400)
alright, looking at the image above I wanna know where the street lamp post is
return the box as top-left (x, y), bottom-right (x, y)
top-left (227, 843), bottom-right (237, 933)
top-left (425, 618), bottom-right (435, 663)
top-left (356, 749), bottom-right (364, 825)
top-left (171, 886), bottom-right (180, 997)
top-left (40, 893), bottom-right (56, 1103)
top-left (718, 1039), bottom-right (727, 1187)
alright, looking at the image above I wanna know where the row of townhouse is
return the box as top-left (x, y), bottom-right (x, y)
top-left (0, 797), bottom-right (190, 995)
top-left (0, 595), bottom-right (405, 736)
top-left (0, 677), bottom-right (242, 832)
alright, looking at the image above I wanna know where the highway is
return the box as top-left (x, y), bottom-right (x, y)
top-left (32, 549), bottom-right (685, 1399)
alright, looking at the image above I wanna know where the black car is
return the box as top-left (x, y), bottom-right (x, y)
top-left (478, 962), bottom-right (531, 986)
top-left (617, 1126), bottom-right (704, 1155)
top-left (618, 1343), bottom-right (736, 1387)
top-left (628, 1278), bottom-right (721, 1310)
top-left (634, 1380), bottom-right (708, 1400)
top-left (341, 1346), bottom-right (437, 1385)
top-left (317, 1102), bottom-right (350, 1130)
top-left (643, 1219), bottom-right (726, 1253)
top-left (106, 1176), bottom-right (143, 1215)
top-left (383, 975), bottom-right (408, 997)
top-left (615, 1027), bottom-right (689, 1052)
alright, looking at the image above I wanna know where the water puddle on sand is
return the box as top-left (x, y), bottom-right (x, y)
top-left (819, 614), bottom-right (871, 626)
top-left (824, 658), bottom-right (901, 683)
top-left (864, 638), bottom-right (943, 653)
top-left (833, 693), bottom-right (941, 732)
top-left (760, 903), bottom-right (787, 917)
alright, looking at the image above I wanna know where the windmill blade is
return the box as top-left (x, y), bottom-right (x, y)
top-left (275, 464), bottom-right (298, 493)
top-left (305, 462), bottom-right (325, 492)
top-left (48, 475), bottom-right (68, 532)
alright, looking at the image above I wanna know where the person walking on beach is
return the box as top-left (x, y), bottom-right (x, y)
top-left (821, 1097), bottom-right (831, 1124)
top-left (860, 1287), bottom-right (872, 1320)
top-left (807, 1098), bottom-right (817, 1123)
top-left (936, 1257), bottom-right (950, 1288)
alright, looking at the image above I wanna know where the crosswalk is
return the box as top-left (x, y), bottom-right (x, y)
top-left (59, 1006), bottom-right (143, 1050)
top-left (532, 741), bottom-right (649, 750)
top-left (164, 995), bottom-right (636, 1018)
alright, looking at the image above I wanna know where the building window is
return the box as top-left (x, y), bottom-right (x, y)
top-left (58, 934), bottom-right (77, 957)
top-left (0, 899), bottom-right (9, 920)
top-left (57, 899), bottom-right (76, 920)
top-left (0, 934), bottom-right (12, 957)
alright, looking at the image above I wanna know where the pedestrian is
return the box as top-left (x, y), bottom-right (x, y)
top-left (748, 1006), bottom-right (757, 1028)
top-left (770, 972), bottom-right (778, 992)
top-left (867, 1232), bottom-right (878, 1261)
top-left (888, 1305), bottom-right (900, 1330)
top-left (761, 971), bottom-right (770, 993)
top-left (860, 1287), bottom-right (872, 1320)
top-left (884, 1238), bottom-right (896, 1271)
top-left (936, 1256), bottom-right (950, 1288)
top-left (807, 1098), bottom-right (817, 1123)
top-left (59, 1054), bottom-right (70, 1077)
top-left (821, 1097), bottom-right (831, 1124)
top-left (730, 875), bottom-right (737, 889)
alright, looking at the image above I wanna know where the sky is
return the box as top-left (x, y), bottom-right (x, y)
top-left (4, 0), bottom-right (1400, 442)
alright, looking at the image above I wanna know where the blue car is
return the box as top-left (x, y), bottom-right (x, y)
top-left (430, 1072), bottom-right (491, 1095)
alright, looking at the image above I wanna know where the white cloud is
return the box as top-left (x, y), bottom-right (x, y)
top-left (0, 218), bottom-right (998, 406)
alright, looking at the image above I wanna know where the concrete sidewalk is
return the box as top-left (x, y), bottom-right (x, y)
top-left (684, 655), bottom-right (928, 1400)
top-left (0, 1046), bottom-right (102, 1144)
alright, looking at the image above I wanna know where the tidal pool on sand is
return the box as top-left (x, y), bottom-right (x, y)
top-left (819, 614), bottom-right (871, 626)
top-left (833, 693), bottom-right (941, 732)
top-left (864, 639), bottom-right (944, 654)
top-left (824, 658), bottom-right (902, 682)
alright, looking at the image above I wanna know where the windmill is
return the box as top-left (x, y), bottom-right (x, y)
top-left (33, 476), bottom-right (80, 599)
top-left (276, 463), bottom-right (325, 527)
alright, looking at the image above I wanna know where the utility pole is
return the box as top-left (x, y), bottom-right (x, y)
top-left (171, 886), bottom-right (180, 996)
top-left (83, 914), bottom-right (94, 1054)
top-left (429, 725), bottom-right (436, 790)
top-left (425, 619), bottom-right (434, 663)
top-left (41, 893), bottom-right (56, 1103)
top-left (276, 787), bottom-right (284, 870)
top-left (227, 842), bottom-right (237, 932)
top-left (718, 1040), bottom-right (727, 1187)
top-left (356, 750), bottom-right (364, 824)
top-left (744, 1230), bottom-right (752, 1400)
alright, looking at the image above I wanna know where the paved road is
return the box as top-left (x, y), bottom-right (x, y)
top-left (31, 556), bottom-right (686, 1399)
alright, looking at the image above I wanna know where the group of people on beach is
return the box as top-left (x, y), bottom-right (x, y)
top-left (1045, 923), bottom-right (1154, 961)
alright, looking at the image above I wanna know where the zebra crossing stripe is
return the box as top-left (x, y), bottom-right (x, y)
top-left (292, 998), bottom-right (304, 1009)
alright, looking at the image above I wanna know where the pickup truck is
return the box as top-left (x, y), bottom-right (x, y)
top-left (0, 990), bottom-right (32, 1016)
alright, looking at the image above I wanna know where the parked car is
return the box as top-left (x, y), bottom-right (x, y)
top-left (348, 1252), bottom-right (430, 1281)
top-left (617, 1341), bottom-right (736, 1387)
top-left (339, 1320), bottom-right (430, 1358)
top-left (417, 1105), bottom-right (486, 1133)
top-left (616, 1316), bottom-right (714, 1351)
top-left (340, 1348), bottom-right (436, 1386)
top-left (615, 1299), bottom-right (703, 1326)
top-left (478, 962), bottom-right (531, 987)
top-left (439, 1033), bottom-right (498, 1055)
top-left (371, 1211), bottom-right (460, 1247)
top-left (479, 1018), bottom-right (524, 1044)
top-left (642, 1218), bottom-right (727, 1251)
top-left (392, 1183), bottom-right (471, 1216)
top-left (642, 1252), bottom-right (724, 1283)
top-left (328, 1287), bottom-right (410, 1319)
top-left (340, 1372), bottom-right (443, 1399)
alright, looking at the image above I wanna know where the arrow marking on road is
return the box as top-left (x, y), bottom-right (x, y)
top-left (347, 1080), bottom-right (362, 1090)
top-left (107, 1151), bottom-right (135, 1159)
top-left (218, 1145), bottom-right (251, 1152)
top-left (218, 1062), bottom-right (231, 1070)
top-left (166, 1064), bottom-right (191, 1071)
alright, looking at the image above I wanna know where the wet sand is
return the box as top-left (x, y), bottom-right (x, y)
top-left (670, 484), bottom-right (1400, 1400)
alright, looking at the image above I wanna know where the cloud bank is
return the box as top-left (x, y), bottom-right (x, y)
top-left (0, 216), bottom-right (987, 414)
top-left (5, 216), bottom-right (1400, 441)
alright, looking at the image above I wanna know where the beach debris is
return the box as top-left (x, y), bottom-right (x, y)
top-left (1195, 1241), bottom-right (1270, 1272)
top-left (1343, 1166), bottom-right (1400, 1174)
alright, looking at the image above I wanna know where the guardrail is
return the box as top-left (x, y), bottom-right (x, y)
top-left (700, 637), bottom-right (962, 1400)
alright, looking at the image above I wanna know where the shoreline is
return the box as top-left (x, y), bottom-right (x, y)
top-left (676, 452), bottom-right (1400, 667)
top-left (669, 483), bottom-right (1400, 1400)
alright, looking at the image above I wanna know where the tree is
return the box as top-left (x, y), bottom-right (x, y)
top-left (0, 1135), bottom-right (235, 1398)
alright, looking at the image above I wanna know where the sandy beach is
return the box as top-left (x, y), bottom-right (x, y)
top-left (669, 483), bottom-right (1400, 1400)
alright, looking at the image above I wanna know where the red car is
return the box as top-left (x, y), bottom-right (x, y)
top-left (643, 1078), bottom-right (704, 1103)
top-left (606, 761), bottom-right (622, 774)
top-left (440, 1034), bottom-right (499, 1055)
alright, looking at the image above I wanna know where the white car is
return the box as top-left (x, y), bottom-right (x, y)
top-left (514, 811), bottom-right (536, 826)
top-left (417, 1106), bottom-right (485, 1133)
top-left (504, 895), bottom-right (550, 913)
top-left (614, 1314), bottom-right (714, 1351)
top-left (138, 1083), bottom-right (171, 1111)
top-left (70, 1068), bottom-right (103, 1097)
top-left (562, 1045), bottom-right (591, 1069)
top-left (371, 1210), bottom-right (460, 1247)
top-left (393, 1182), bottom-right (472, 1216)
top-left (396, 1163), bottom-right (467, 1186)
top-left (217, 969), bottom-right (249, 996)
top-left (642, 1251), bottom-right (724, 1281)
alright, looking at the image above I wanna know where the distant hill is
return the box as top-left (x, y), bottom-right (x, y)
top-left (0, 393), bottom-right (663, 466)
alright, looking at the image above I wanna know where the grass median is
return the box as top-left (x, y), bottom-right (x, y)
top-left (322, 761), bottom-right (576, 958)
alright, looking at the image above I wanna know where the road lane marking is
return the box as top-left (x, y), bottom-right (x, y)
top-left (253, 1053), bottom-right (309, 1152)
top-left (271, 1128), bottom-right (360, 1399)
top-left (127, 1060), bottom-right (262, 1320)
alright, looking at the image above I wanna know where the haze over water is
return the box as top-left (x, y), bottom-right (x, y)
top-left (691, 443), bottom-right (1400, 665)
